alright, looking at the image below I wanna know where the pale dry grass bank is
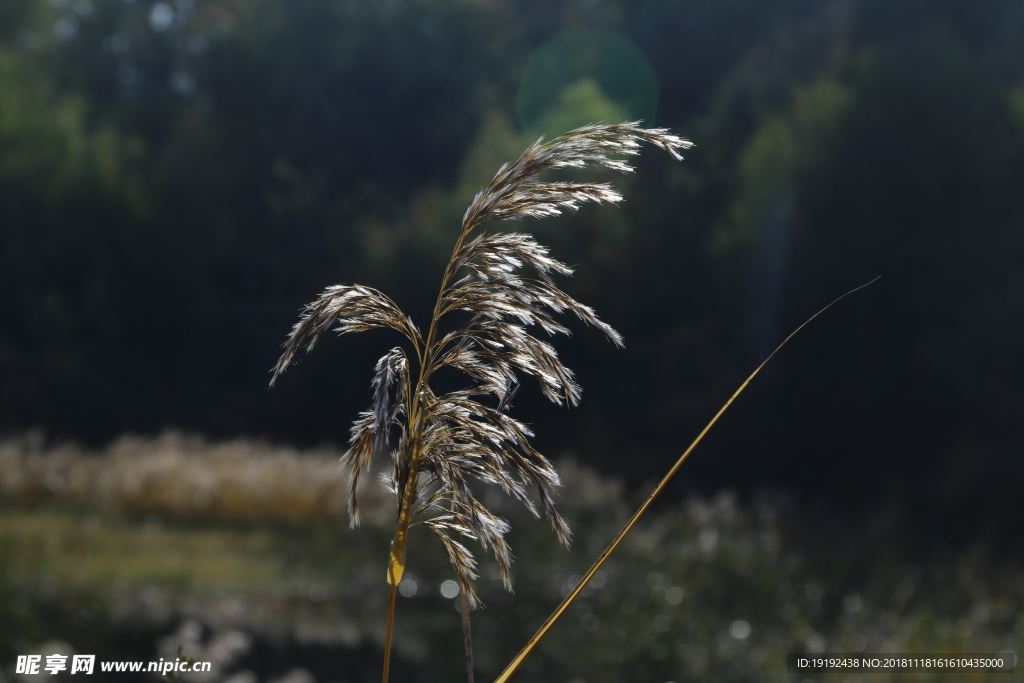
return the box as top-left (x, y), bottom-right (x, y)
top-left (0, 431), bottom-right (392, 528)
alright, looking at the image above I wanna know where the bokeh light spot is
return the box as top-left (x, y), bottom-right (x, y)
top-left (398, 578), bottom-right (417, 598)
top-left (729, 619), bottom-right (751, 639)
top-left (439, 579), bottom-right (459, 599)
top-left (149, 3), bottom-right (174, 32)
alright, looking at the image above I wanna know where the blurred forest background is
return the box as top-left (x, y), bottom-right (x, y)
top-left (2, 0), bottom-right (1024, 680)
top-left (3, 0), bottom-right (1023, 542)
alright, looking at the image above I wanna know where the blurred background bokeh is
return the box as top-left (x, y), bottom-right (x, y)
top-left (1, 0), bottom-right (1022, 681)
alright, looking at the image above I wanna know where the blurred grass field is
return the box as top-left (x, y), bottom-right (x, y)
top-left (1, 432), bottom-right (1020, 683)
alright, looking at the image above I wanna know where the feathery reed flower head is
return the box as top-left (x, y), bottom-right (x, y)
top-left (271, 121), bottom-right (691, 607)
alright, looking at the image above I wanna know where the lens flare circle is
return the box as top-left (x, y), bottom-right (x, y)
top-left (517, 28), bottom-right (659, 139)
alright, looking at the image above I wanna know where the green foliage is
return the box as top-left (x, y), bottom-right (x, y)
top-left (0, 51), bottom-right (130, 198)
top-left (718, 77), bottom-right (852, 251)
top-left (2, 0), bottom-right (1024, 541)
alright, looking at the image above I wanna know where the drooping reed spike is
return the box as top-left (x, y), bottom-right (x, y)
top-left (271, 122), bottom-right (693, 681)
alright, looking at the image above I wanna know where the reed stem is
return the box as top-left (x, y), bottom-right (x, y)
top-left (382, 582), bottom-right (398, 683)
top-left (460, 589), bottom-right (475, 683)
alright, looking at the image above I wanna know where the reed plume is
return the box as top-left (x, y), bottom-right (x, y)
top-left (270, 122), bottom-right (692, 681)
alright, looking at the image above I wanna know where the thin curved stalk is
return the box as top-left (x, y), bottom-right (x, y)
top-left (382, 582), bottom-right (398, 683)
top-left (492, 277), bottom-right (879, 683)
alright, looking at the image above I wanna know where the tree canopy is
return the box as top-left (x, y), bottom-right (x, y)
top-left (3, 0), bottom-right (1023, 545)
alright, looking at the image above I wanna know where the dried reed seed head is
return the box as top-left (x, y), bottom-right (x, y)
top-left (461, 121), bottom-right (692, 233)
top-left (370, 348), bottom-right (408, 453)
top-left (452, 232), bottom-right (574, 285)
top-left (409, 389), bottom-right (572, 590)
top-left (269, 285), bottom-right (419, 386)
top-left (341, 410), bottom-right (376, 527)
top-left (269, 121), bottom-right (689, 601)
top-left (328, 347), bottom-right (411, 526)
top-left (425, 516), bottom-right (483, 605)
